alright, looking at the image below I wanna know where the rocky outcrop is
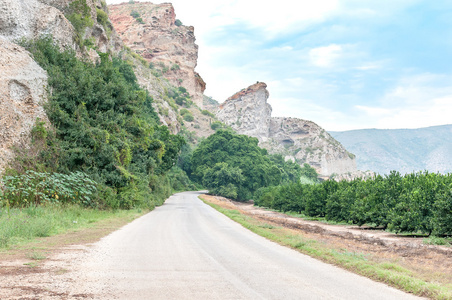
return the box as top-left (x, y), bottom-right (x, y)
top-left (217, 82), bottom-right (358, 177)
top-left (0, 0), bottom-right (124, 174)
top-left (218, 83), bottom-right (271, 140)
top-left (108, 2), bottom-right (206, 108)
top-left (0, 39), bottom-right (48, 174)
top-left (0, 0), bottom-right (123, 57)
top-left (0, 0), bottom-right (75, 48)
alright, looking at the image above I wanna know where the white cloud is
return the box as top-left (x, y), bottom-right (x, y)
top-left (353, 74), bottom-right (452, 129)
top-left (309, 44), bottom-right (343, 67)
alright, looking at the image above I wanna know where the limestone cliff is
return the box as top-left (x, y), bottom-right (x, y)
top-left (0, 0), bottom-right (123, 173)
top-left (0, 39), bottom-right (48, 174)
top-left (108, 2), bottom-right (206, 108)
top-left (217, 82), bottom-right (359, 177)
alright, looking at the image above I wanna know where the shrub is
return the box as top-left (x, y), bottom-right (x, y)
top-left (201, 110), bottom-right (215, 118)
top-left (183, 114), bottom-right (194, 122)
top-left (175, 19), bottom-right (182, 26)
top-left (96, 8), bottom-right (108, 25)
top-left (130, 11), bottom-right (140, 18)
top-left (0, 170), bottom-right (97, 207)
top-left (210, 121), bottom-right (223, 130)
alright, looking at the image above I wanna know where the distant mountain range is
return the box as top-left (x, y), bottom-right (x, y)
top-left (329, 124), bottom-right (452, 175)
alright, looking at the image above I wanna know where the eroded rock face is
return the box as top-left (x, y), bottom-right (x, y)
top-left (217, 83), bottom-right (271, 141)
top-left (108, 2), bottom-right (206, 108)
top-left (0, 0), bottom-right (74, 49)
top-left (216, 82), bottom-right (358, 177)
top-left (0, 39), bottom-right (48, 173)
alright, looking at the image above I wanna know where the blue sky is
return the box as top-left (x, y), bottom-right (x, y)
top-left (106, 0), bottom-right (452, 131)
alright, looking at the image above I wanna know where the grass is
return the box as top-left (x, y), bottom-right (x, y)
top-left (0, 204), bottom-right (147, 250)
top-left (423, 236), bottom-right (451, 246)
top-left (201, 196), bottom-right (452, 300)
top-left (27, 250), bottom-right (46, 260)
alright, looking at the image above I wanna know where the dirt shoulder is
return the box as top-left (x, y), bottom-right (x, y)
top-left (202, 194), bottom-right (452, 294)
top-left (0, 212), bottom-right (144, 299)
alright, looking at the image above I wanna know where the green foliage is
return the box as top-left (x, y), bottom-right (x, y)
top-left (254, 170), bottom-right (452, 236)
top-left (201, 110), bottom-right (215, 118)
top-left (183, 113), bottom-right (194, 122)
top-left (171, 64), bottom-right (180, 71)
top-left (167, 87), bottom-right (190, 107)
top-left (191, 130), bottom-right (299, 201)
top-left (300, 163), bottom-right (319, 181)
top-left (0, 204), bottom-right (142, 249)
top-left (175, 19), bottom-right (183, 26)
top-left (179, 108), bottom-right (189, 116)
top-left (167, 167), bottom-right (199, 192)
top-left (96, 8), bottom-right (108, 26)
top-left (269, 154), bottom-right (302, 184)
top-left (31, 118), bottom-right (48, 142)
top-left (210, 121), bottom-right (224, 131)
top-left (130, 11), bottom-right (140, 18)
top-left (65, 0), bottom-right (94, 46)
top-left (19, 37), bottom-right (185, 209)
top-left (0, 170), bottom-right (97, 207)
top-left (136, 17), bottom-right (144, 24)
top-left (202, 163), bottom-right (245, 200)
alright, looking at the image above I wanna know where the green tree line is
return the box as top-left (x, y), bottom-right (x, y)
top-left (186, 130), bottom-right (303, 200)
top-left (254, 171), bottom-right (452, 236)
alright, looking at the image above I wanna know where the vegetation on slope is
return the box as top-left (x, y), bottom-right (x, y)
top-left (1, 37), bottom-right (188, 210)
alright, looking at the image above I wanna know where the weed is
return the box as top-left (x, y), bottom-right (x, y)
top-left (28, 251), bottom-right (46, 260)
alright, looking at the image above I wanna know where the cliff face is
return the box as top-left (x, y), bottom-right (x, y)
top-left (108, 2), bottom-right (206, 108)
top-left (0, 0), bottom-right (124, 174)
top-left (217, 83), bottom-right (271, 140)
top-left (0, 40), bottom-right (48, 174)
top-left (216, 82), bottom-right (359, 177)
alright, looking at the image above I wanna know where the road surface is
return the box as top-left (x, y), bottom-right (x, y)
top-left (70, 191), bottom-right (423, 299)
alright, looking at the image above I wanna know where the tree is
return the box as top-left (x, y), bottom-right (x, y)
top-left (191, 130), bottom-right (290, 200)
top-left (202, 163), bottom-right (244, 199)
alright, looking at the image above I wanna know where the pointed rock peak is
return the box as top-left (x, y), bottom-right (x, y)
top-left (227, 82), bottom-right (268, 101)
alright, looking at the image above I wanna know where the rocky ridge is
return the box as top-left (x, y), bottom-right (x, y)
top-left (108, 2), bottom-right (206, 108)
top-left (217, 82), bottom-right (365, 178)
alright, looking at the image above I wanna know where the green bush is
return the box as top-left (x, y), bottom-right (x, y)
top-left (211, 121), bottom-right (223, 131)
top-left (65, 0), bottom-right (93, 45)
top-left (175, 19), bottom-right (182, 26)
top-left (183, 114), bottom-right (194, 122)
top-left (96, 8), bottom-right (108, 25)
top-left (201, 110), bottom-right (215, 118)
top-left (0, 170), bottom-right (97, 207)
top-left (130, 11), bottom-right (140, 18)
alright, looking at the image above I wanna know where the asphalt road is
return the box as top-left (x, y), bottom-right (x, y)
top-left (71, 191), bottom-right (423, 299)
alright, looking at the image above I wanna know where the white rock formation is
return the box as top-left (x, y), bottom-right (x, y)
top-left (216, 82), bottom-right (358, 177)
top-left (0, 39), bottom-right (48, 173)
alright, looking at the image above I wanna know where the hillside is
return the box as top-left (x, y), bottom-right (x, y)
top-left (330, 124), bottom-right (452, 175)
top-left (216, 82), bottom-right (373, 179)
